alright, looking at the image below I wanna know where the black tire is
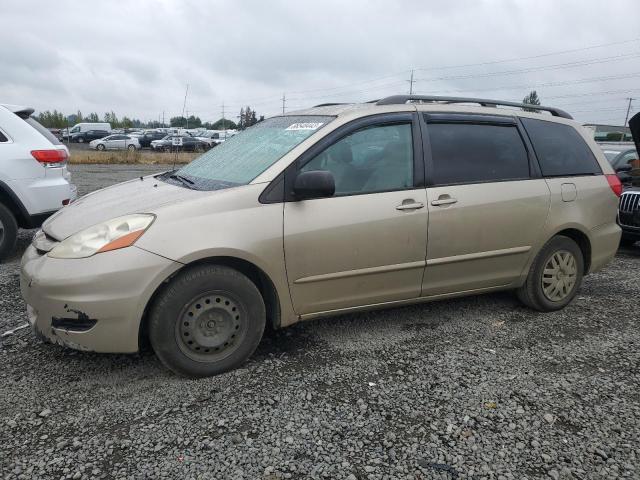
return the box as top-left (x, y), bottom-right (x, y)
top-left (517, 235), bottom-right (584, 312)
top-left (619, 236), bottom-right (637, 248)
top-left (96, 144), bottom-right (105, 151)
top-left (149, 265), bottom-right (266, 377)
top-left (77, 137), bottom-right (84, 143)
top-left (0, 203), bottom-right (18, 262)
top-left (127, 144), bottom-right (136, 151)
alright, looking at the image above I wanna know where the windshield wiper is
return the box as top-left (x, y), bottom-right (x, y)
top-left (169, 173), bottom-right (195, 188)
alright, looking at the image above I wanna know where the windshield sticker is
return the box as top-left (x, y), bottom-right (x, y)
top-left (286, 122), bottom-right (324, 131)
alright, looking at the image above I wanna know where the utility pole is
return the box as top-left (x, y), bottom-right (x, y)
top-left (221, 103), bottom-right (226, 140)
top-left (282, 93), bottom-right (286, 114)
top-left (181, 83), bottom-right (189, 131)
top-left (408, 69), bottom-right (415, 95)
top-left (162, 111), bottom-right (165, 128)
top-left (624, 97), bottom-right (634, 127)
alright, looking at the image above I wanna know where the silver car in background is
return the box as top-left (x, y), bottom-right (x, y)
top-left (90, 134), bottom-right (140, 151)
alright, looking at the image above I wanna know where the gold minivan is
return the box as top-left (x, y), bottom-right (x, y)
top-left (21, 96), bottom-right (622, 377)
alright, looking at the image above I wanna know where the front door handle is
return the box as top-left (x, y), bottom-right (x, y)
top-left (396, 201), bottom-right (425, 211)
top-left (431, 196), bottom-right (458, 206)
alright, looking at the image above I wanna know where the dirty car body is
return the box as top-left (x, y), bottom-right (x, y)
top-left (20, 97), bottom-right (622, 377)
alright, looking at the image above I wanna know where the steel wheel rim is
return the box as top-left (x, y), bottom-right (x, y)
top-left (542, 249), bottom-right (577, 302)
top-left (174, 291), bottom-right (247, 363)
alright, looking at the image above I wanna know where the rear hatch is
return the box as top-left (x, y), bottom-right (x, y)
top-left (11, 106), bottom-right (71, 180)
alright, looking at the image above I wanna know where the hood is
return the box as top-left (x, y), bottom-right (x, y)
top-left (43, 174), bottom-right (207, 240)
top-left (629, 112), bottom-right (640, 154)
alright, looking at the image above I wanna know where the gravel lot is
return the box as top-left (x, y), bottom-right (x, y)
top-left (1, 164), bottom-right (640, 480)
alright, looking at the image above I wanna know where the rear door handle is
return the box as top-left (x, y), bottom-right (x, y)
top-left (396, 201), bottom-right (425, 211)
top-left (431, 197), bottom-right (458, 206)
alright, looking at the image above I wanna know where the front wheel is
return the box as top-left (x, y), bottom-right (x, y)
top-left (127, 144), bottom-right (136, 151)
top-left (149, 265), bottom-right (266, 377)
top-left (0, 203), bottom-right (18, 262)
top-left (96, 144), bottom-right (105, 151)
top-left (77, 137), bottom-right (84, 143)
top-left (517, 235), bottom-right (584, 312)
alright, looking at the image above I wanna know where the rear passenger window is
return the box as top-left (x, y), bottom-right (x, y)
top-left (521, 118), bottom-right (601, 177)
top-left (427, 122), bottom-right (530, 185)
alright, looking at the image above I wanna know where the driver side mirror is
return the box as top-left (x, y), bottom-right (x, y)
top-left (293, 170), bottom-right (335, 200)
top-left (616, 164), bottom-right (633, 173)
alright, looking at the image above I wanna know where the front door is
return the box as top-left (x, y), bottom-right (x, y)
top-left (283, 114), bottom-right (428, 315)
top-left (420, 114), bottom-right (551, 296)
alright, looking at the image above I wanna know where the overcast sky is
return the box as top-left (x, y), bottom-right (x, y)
top-left (2, 0), bottom-right (639, 125)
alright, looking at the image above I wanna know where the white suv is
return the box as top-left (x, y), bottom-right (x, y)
top-left (0, 104), bottom-right (76, 260)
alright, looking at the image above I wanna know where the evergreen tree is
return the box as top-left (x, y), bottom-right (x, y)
top-left (522, 90), bottom-right (541, 112)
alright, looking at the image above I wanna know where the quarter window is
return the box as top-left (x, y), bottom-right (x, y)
top-left (521, 118), bottom-right (601, 176)
top-left (427, 122), bottom-right (530, 185)
top-left (300, 123), bottom-right (414, 196)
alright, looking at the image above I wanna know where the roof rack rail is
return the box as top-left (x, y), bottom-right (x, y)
top-left (375, 95), bottom-right (573, 119)
top-left (313, 102), bottom-right (349, 108)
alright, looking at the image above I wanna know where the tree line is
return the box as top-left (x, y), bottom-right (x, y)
top-left (36, 105), bottom-right (264, 131)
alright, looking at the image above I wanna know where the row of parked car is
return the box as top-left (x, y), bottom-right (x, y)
top-left (55, 123), bottom-right (238, 152)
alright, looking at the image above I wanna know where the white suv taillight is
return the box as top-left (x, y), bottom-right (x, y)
top-left (31, 149), bottom-right (68, 167)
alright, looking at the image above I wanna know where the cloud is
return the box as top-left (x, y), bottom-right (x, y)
top-left (1, 0), bottom-right (639, 124)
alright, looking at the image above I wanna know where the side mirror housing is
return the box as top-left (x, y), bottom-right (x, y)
top-left (293, 170), bottom-right (335, 200)
top-left (616, 164), bottom-right (633, 173)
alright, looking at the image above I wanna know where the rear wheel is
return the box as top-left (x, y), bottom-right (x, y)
top-left (127, 144), bottom-right (136, 151)
top-left (77, 137), bottom-right (84, 143)
top-left (517, 235), bottom-right (584, 312)
top-left (0, 203), bottom-right (18, 262)
top-left (149, 265), bottom-right (266, 377)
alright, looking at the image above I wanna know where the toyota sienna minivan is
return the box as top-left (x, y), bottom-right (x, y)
top-left (20, 96), bottom-right (622, 377)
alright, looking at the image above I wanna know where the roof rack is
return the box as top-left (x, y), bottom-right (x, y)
top-left (313, 103), bottom-right (349, 108)
top-left (375, 95), bottom-right (573, 119)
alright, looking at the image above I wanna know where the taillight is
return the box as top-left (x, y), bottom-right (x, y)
top-left (606, 174), bottom-right (623, 197)
top-left (31, 149), bottom-right (68, 165)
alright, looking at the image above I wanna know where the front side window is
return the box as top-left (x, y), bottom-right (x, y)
top-left (521, 118), bottom-right (601, 177)
top-left (176, 116), bottom-right (333, 190)
top-left (300, 123), bottom-right (414, 196)
top-left (427, 122), bottom-right (530, 185)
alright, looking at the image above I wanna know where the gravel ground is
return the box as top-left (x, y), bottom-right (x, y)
top-left (1, 164), bottom-right (639, 480)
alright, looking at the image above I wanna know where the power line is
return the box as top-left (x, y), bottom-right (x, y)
top-left (413, 37), bottom-right (640, 72)
top-left (413, 53), bottom-right (640, 84)
top-left (417, 72), bottom-right (640, 96)
top-left (207, 37), bottom-right (640, 108)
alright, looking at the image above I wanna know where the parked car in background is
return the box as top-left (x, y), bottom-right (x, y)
top-left (193, 130), bottom-right (226, 148)
top-left (70, 129), bottom-right (110, 143)
top-left (616, 114), bottom-right (640, 247)
top-left (89, 134), bottom-right (140, 151)
top-left (137, 130), bottom-right (167, 148)
top-left (0, 104), bottom-right (76, 260)
top-left (600, 144), bottom-right (639, 187)
top-left (64, 122), bottom-right (111, 142)
top-left (20, 95), bottom-right (621, 377)
top-left (150, 134), bottom-right (205, 152)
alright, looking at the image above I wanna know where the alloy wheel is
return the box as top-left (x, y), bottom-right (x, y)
top-left (541, 250), bottom-right (577, 302)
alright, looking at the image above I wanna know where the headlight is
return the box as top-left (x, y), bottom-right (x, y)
top-left (48, 214), bottom-right (155, 259)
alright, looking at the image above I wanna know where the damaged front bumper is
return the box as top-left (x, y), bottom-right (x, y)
top-left (20, 244), bottom-right (182, 353)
